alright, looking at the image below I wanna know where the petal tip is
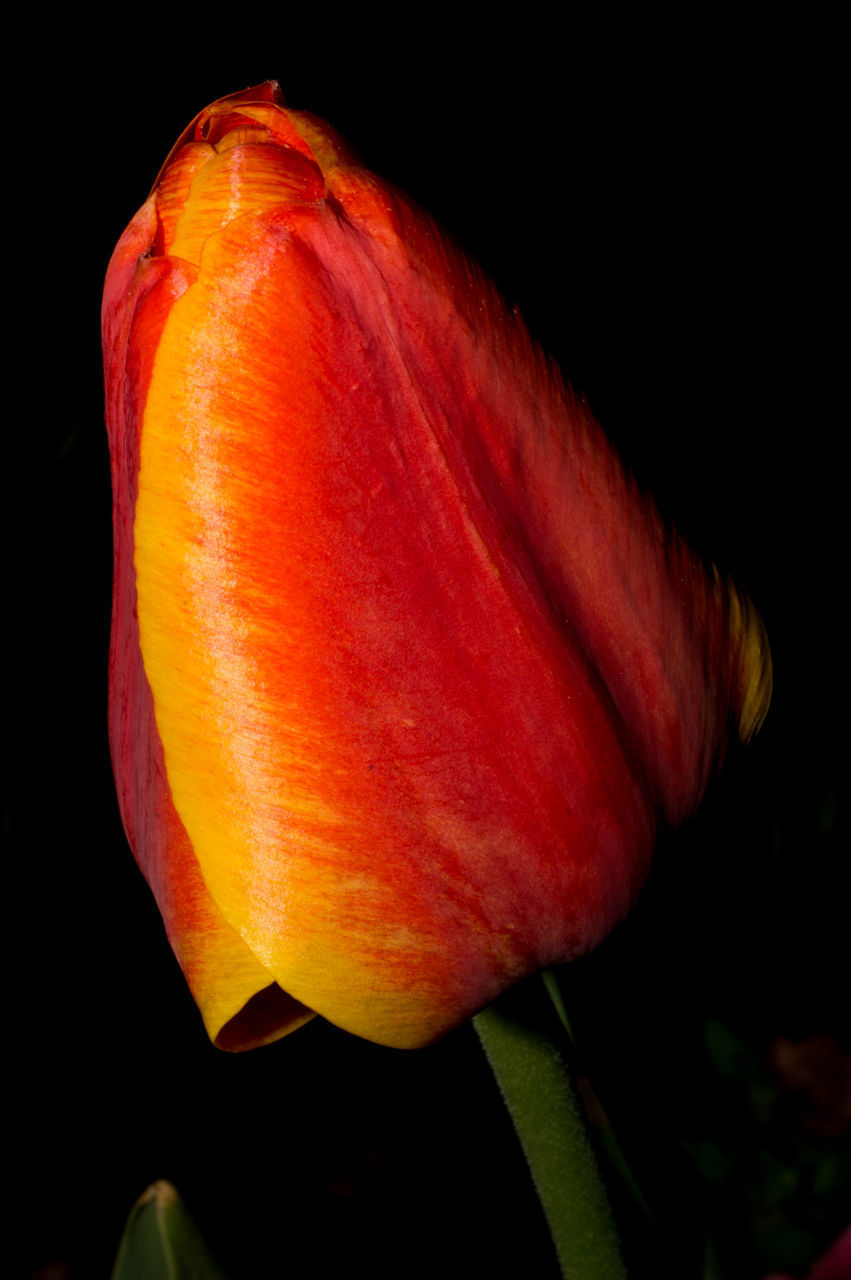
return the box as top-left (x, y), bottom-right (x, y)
top-left (730, 580), bottom-right (773, 744)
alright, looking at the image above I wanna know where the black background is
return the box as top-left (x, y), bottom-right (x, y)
top-left (15, 15), bottom-right (846, 1280)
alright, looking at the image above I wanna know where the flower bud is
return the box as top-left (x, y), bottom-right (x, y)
top-left (103, 83), bottom-right (771, 1049)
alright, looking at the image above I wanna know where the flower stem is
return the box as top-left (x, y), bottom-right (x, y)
top-left (474, 975), bottom-right (627, 1280)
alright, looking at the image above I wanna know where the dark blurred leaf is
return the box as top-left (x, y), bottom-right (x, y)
top-left (111, 1182), bottom-right (228, 1280)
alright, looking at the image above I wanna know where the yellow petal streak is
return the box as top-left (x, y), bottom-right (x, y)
top-left (167, 143), bottom-right (323, 266)
top-left (727, 577), bottom-right (773, 744)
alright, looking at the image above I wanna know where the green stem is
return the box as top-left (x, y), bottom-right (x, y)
top-left (474, 975), bottom-right (627, 1280)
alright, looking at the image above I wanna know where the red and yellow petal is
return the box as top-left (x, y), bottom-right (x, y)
top-left (103, 189), bottom-right (312, 1049)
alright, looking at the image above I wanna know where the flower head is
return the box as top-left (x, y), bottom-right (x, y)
top-left (103, 82), bottom-right (771, 1049)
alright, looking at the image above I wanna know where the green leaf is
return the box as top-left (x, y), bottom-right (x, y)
top-left (704, 1020), bottom-right (752, 1082)
top-left (111, 1180), bottom-right (229, 1280)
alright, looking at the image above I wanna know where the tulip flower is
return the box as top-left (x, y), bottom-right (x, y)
top-left (102, 81), bottom-right (771, 1053)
